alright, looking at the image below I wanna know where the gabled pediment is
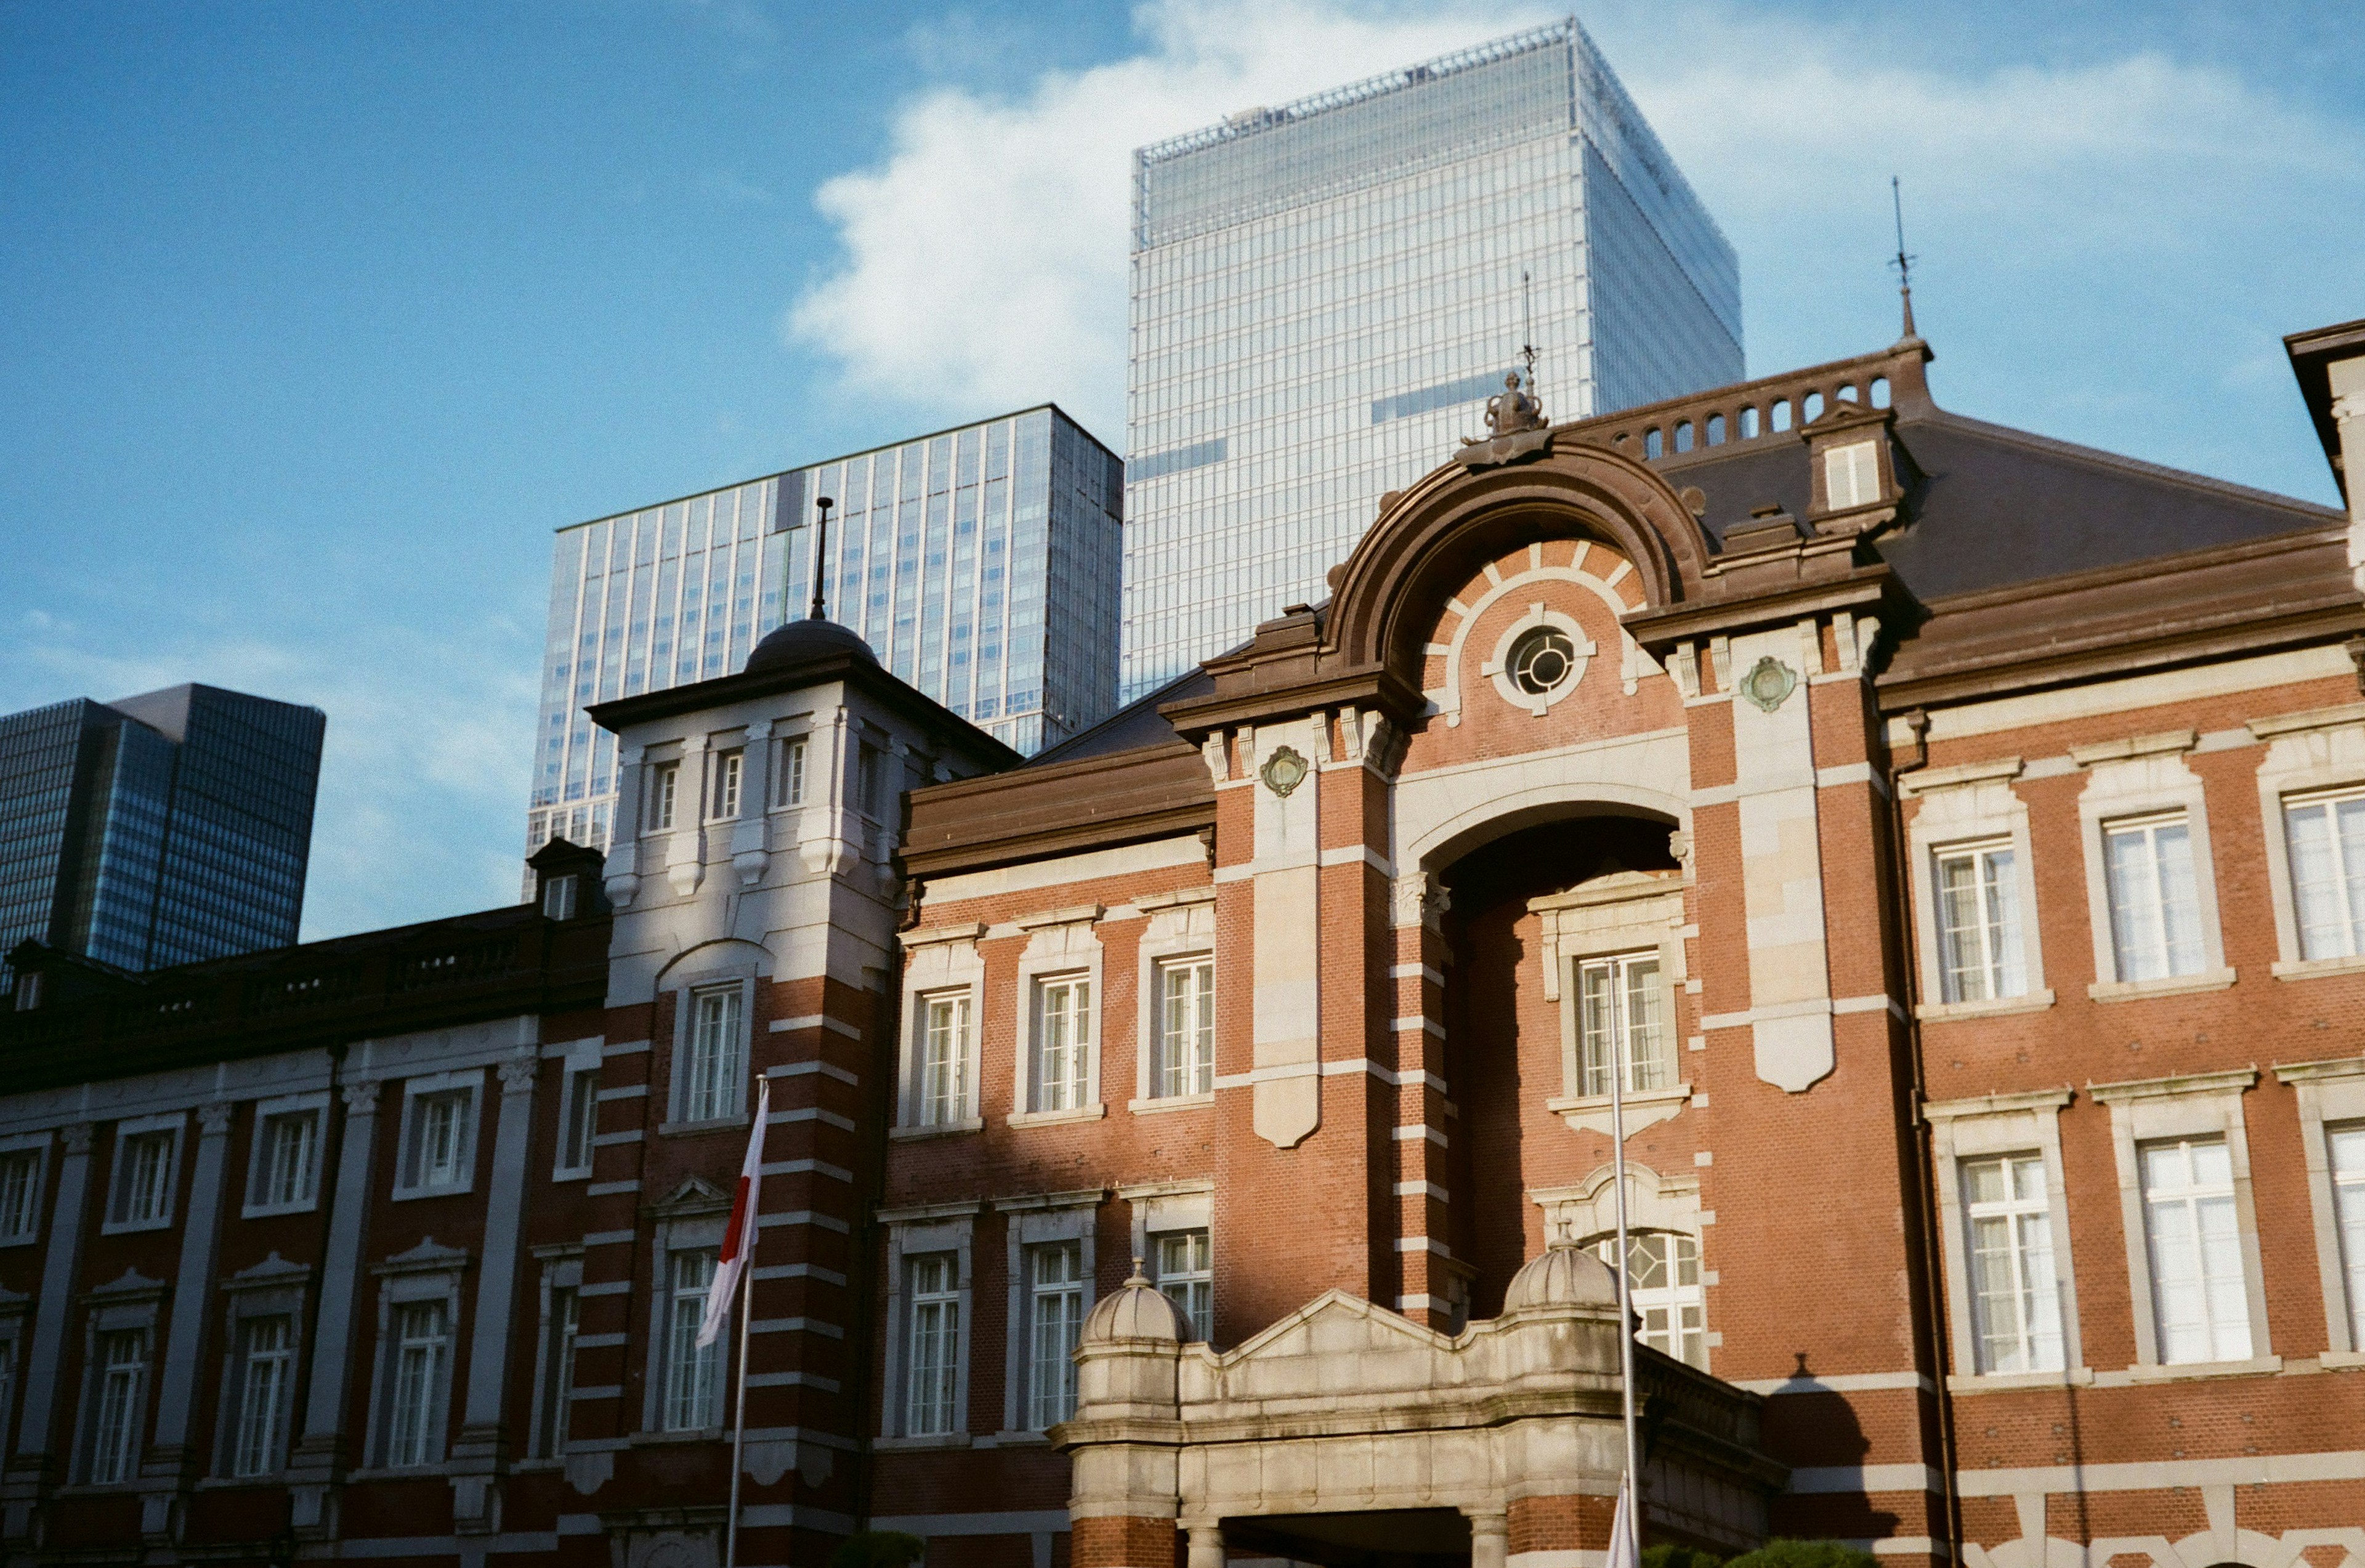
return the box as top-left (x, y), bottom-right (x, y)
top-left (373, 1237), bottom-right (471, 1277)
top-left (651, 1174), bottom-right (732, 1216)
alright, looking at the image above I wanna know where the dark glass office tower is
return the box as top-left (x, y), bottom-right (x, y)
top-left (0, 684), bottom-right (325, 992)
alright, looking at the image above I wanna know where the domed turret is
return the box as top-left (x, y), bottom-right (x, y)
top-left (1080, 1259), bottom-right (1182, 1344)
top-left (743, 617), bottom-right (877, 675)
top-left (1500, 1235), bottom-right (1620, 1313)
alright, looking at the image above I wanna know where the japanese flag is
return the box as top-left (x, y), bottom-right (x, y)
top-left (698, 1077), bottom-right (769, 1349)
top-left (1607, 1471), bottom-right (1641, 1568)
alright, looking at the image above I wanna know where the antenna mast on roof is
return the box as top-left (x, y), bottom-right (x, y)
top-left (1889, 174), bottom-right (1919, 342)
top-left (1519, 269), bottom-right (1540, 393)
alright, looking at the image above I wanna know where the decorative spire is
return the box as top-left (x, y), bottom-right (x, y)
top-left (807, 496), bottom-right (834, 621)
top-left (1890, 174), bottom-right (1920, 344)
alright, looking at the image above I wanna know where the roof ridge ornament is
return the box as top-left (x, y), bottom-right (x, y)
top-left (1890, 174), bottom-right (1922, 347)
top-left (1455, 368), bottom-right (1553, 471)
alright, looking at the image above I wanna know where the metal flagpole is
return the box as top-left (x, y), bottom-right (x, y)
top-left (1608, 1012), bottom-right (1641, 1554)
top-left (726, 1250), bottom-right (753, 1568)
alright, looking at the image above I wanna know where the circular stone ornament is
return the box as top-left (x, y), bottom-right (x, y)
top-left (1507, 626), bottom-right (1579, 697)
top-left (1739, 655), bottom-right (1799, 713)
top-left (1259, 745), bottom-right (1309, 798)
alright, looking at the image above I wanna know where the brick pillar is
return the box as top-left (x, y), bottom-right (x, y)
top-left (1072, 1516), bottom-right (1179, 1568)
top-left (1508, 1492), bottom-right (1615, 1562)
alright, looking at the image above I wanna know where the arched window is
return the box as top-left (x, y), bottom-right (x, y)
top-left (1770, 398), bottom-right (1791, 432)
top-left (1673, 419), bottom-right (1694, 453)
top-left (1739, 405), bottom-right (1759, 439)
top-left (1705, 413), bottom-right (1726, 447)
top-left (1644, 427), bottom-right (1664, 459)
top-left (1591, 1231), bottom-right (1705, 1368)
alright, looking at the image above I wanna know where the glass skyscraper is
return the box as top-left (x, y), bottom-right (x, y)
top-left (0, 684), bottom-right (325, 993)
top-left (1121, 17), bottom-right (1742, 698)
top-left (527, 405), bottom-right (1122, 860)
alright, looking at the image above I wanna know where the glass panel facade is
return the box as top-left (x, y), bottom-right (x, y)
top-left (525, 408), bottom-right (1122, 870)
top-left (1120, 18), bottom-right (1741, 700)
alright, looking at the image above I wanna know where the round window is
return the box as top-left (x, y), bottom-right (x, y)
top-left (1507, 626), bottom-right (1579, 697)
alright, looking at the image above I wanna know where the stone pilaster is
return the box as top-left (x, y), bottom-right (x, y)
top-left (2, 1120), bottom-right (95, 1546)
top-left (139, 1099), bottom-right (236, 1542)
top-left (449, 1049), bottom-right (538, 1535)
top-left (288, 1078), bottom-right (382, 1540)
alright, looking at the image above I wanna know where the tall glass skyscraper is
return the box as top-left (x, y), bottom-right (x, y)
top-left (527, 405), bottom-right (1122, 860)
top-left (0, 684), bottom-right (325, 993)
top-left (1122, 17), bottom-right (1742, 698)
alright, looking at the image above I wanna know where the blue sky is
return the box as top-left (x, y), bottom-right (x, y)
top-left (3, 1), bottom-right (2360, 943)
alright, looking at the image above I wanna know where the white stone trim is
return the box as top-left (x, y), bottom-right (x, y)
top-left (241, 1091), bottom-right (330, 1219)
top-left (2252, 709), bottom-right (2365, 969)
top-left (2274, 1056), bottom-right (2365, 1354)
top-left (899, 929), bottom-right (985, 1131)
top-left (1010, 911), bottom-right (1106, 1122)
top-left (1135, 891), bottom-right (1218, 1107)
top-left (100, 1111), bottom-right (186, 1235)
top-left (1884, 645), bottom-right (2353, 748)
top-left (1901, 760), bottom-right (2050, 1015)
top-left (1923, 1089), bottom-right (2085, 1382)
top-left (995, 1190), bottom-right (1102, 1434)
top-left (0, 1130), bottom-right (49, 1247)
top-left (1118, 1178), bottom-right (1212, 1273)
top-left (922, 836), bottom-right (1208, 907)
top-left (2074, 746), bottom-right (2231, 990)
top-left (1529, 873), bottom-right (1687, 1136)
top-left (880, 1210), bottom-right (977, 1441)
top-left (389, 1070), bottom-right (484, 1202)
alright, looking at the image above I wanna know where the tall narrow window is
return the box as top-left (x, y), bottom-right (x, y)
top-left (918, 994), bottom-right (972, 1126)
top-left (652, 763), bottom-right (681, 832)
top-left (1824, 440), bottom-right (1880, 509)
top-left (1577, 953), bottom-right (1671, 1096)
top-left (405, 1089), bottom-right (474, 1192)
top-left (780, 737), bottom-right (809, 807)
top-left (538, 1287), bottom-right (580, 1455)
top-left (1027, 1243), bottom-right (1085, 1429)
top-left (386, 1301), bottom-right (449, 1466)
top-left (1154, 1230), bottom-right (1212, 1342)
top-left (2284, 789), bottom-right (2365, 960)
top-left (231, 1314), bottom-right (295, 1477)
top-left (906, 1253), bottom-right (960, 1436)
top-left (255, 1111), bottom-right (320, 1210)
top-left (110, 1128), bottom-right (177, 1227)
top-left (1962, 1154), bottom-right (2063, 1372)
top-left (541, 873), bottom-right (580, 920)
top-left (86, 1328), bottom-right (148, 1484)
top-left (1154, 957), bottom-right (1215, 1098)
top-left (2329, 1123), bottom-right (2365, 1348)
top-left (1934, 841), bottom-right (2028, 1003)
top-left (681, 988), bottom-right (745, 1123)
top-left (2104, 814), bottom-right (2205, 982)
top-left (664, 1251), bottom-right (719, 1431)
top-left (2141, 1136), bottom-right (2250, 1364)
top-left (0, 1148), bottom-right (41, 1241)
top-left (710, 750), bottom-right (743, 820)
top-left (557, 1067), bottom-right (600, 1176)
top-left (1032, 976), bottom-right (1092, 1112)
top-left (1593, 1232), bottom-right (1706, 1369)
top-left (856, 743), bottom-right (882, 820)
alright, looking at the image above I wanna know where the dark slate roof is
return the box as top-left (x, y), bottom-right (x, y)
top-left (1654, 405), bottom-right (2339, 602)
top-left (1027, 666), bottom-right (1215, 768)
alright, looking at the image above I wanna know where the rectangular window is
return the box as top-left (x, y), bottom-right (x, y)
top-left (905, 1253), bottom-right (960, 1436)
top-left (2104, 814), bottom-right (2205, 982)
top-left (0, 1147), bottom-right (41, 1241)
top-left (1153, 957), bottom-right (1215, 1098)
top-left (539, 1287), bottom-right (579, 1455)
top-left (857, 743), bottom-right (883, 819)
top-left (652, 763), bottom-right (681, 832)
top-left (557, 1065), bottom-right (600, 1177)
top-left (2140, 1136), bottom-right (2251, 1364)
top-left (664, 1250), bottom-right (720, 1431)
top-left (386, 1301), bottom-right (449, 1466)
top-left (86, 1328), bottom-right (148, 1484)
top-left (109, 1128), bottom-right (178, 1228)
top-left (541, 873), bottom-right (580, 920)
top-left (1595, 1232), bottom-right (1707, 1370)
top-left (1027, 1242), bottom-right (1085, 1429)
top-left (1962, 1154), bottom-right (2063, 1373)
top-left (1577, 953), bottom-right (1672, 1096)
top-left (711, 750), bottom-right (743, 820)
top-left (681, 987), bottom-right (745, 1123)
top-left (253, 1110), bottom-right (321, 1210)
top-left (1154, 1229), bottom-right (1212, 1342)
top-left (230, 1314), bottom-right (295, 1477)
top-left (403, 1089), bottom-right (475, 1193)
top-left (2284, 789), bottom-right (2365, 961)
top-left (1935, 841), bottom-right (2028, 1003)
top-left (1032, 976), bottom-right (1093, 1112)
top-left (918, 993), bottom-right (972, 1126)
top-left (2330, 1122), bottom-right (2365, 1349)
top-left (1824, 439), bottom-right (1880, 509)
top-left (780, 737), bottom-right (809, 807)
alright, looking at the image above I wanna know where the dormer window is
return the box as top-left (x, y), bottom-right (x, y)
top-left (1825, 440), bottom-right (1881, 510)
top-left (541, 874), bottom-right (578, 921)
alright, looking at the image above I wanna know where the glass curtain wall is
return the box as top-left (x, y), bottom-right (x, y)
top-left (1120, 17), bottom-right (1741, 701)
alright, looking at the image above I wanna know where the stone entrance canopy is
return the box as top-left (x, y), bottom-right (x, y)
top-left (1053, 1244), bottom-right (1783, 1568)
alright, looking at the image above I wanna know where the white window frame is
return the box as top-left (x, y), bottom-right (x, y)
top-left (2089, 1069), bottom-right (2273, 1376)
top-left (650, 761), bottom-right (681, 834)
top-left (2074, 743), bottom-right (2232, 1000)
top-left (391, 1071), bottom-right (483, 1200)
top-left (2273, 1057), bottom-right (2365, 1365)
top-left (1011, 909), bottom-right (1104, 1126)
top-left (660, 1247), bottom-right (722, 1433)
top-left (525, 1248), bottom-right (584, 1460)
top-left (1824, 438), bottom-right (1881, 511)
top-left (83, 1324), bottom-right (152, 1485)
top-left (541, 872), bottom-right (580, 921)
top-left (1574, 948), bottom-right (1675, 1098)
top-left (1925, 1091), bottom-right (2085, 1389)
top-left (73, 1268), bottom-right (164, 1485)
top-left (1133, 887), bottom-right (1218, 1112)
top-left (2278, 785), bottom-right (2365, 963)
top-left (1532, 875), bottom-right (1689, 1137)
top-left (877, 1205), bottom-right (976, 1444)
top-left (897, 927), bottom-right (983, 1136)
top-left (2249, 705), bottom-right (2365, 979)
top-left (362, 1240), bottom-right (468, 1471)
top-left (775, 733), bottom-right (811, 809)
top-left (102, 1113), bottom-right (184, 1235)
top-left (1150, 1228), bottom-right (1213, 1344)
top-left (993, 1191), bottom-right (1100, 1436)
top-left (708, 748), bottom-right (743, 822)
top-left (242, 1092), bottom-right (328, 1218)
top-left (1534, 1162), bottom-right (1708, 1362)
top-left (214, 1253), bottom-right (310, 1479)
top-left (671, 981), bottom-right (751, 1128)
top-left (1931, 839), bottom-right (2029, 1004)
top-left (1902, 761), bottom-right (2052, 1020)
top-left (0, 1303), bottom-right (25, 1458)
top-left (1590, 1230), bottom-right (1707, 1370)
top-left (227, 1312), bottom-right (299, 1479)
top-left (639, 1192), bottom-right (729, 1436)
top-left (0, 1132), bottom-right (51, 1246)
top-left (1959, 1152), bottom-right (2066, 1376)
top-left (552, 1043), bottom-right (601, 1181)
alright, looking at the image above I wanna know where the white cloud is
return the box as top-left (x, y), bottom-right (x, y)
top-left (786, 0), bottom-right (2365, 483)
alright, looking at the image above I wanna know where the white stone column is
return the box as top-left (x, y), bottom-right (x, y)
top-left (1246, 719), bottom-right (1323, 1147)
top-left (1186, 1524), bottom-right (1225, 1568)
top-left (289, 1078), bottom-right (382, 1535)
top-left (140, 1101), bottom-right (235, 1532)
top-left (3, 1121), bottom-right (95, 1542)
top-left (1466, 1509), bottom-right (1508, 1568)
top-left (450, 1049), bottom-right (538, 1534)
top-left (667, 735), bottom-right (710, 896)
top-left (605, 743), bottom-right (645, 907)
top-left (1727, 624), bottom-right (1836, 1093)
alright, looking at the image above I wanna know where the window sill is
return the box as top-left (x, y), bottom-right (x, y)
top-left (2271, 953), bottom-right (2365, 982)
top-left (631, 1428), bottom-right (725, 1445)
top-left (1916, 991), bottom-right (2055, 1023)
top-left (1008, 1105), bottom-right (1106, 1129)
top-left (1128, 1094), bottom-right (1215, 1116)
top-left (2104, 1354), bottom-right (2281, 1384)
top-left (984, 1429), bottom-right (1054, 1448)
top-left (2318, 1349), bottom-right (2365, 1370)
top-left (98, 1216), bottom-right (175, 1236)
top-left (660, 1115), bottom-right (751, 1138)
top-left (0, 1234), bottom-right (39, 1248)
top-left (1546, 1083), bottom-right (1691, 1138)
top-left (193, 1474), bottom-right (293, 1490)
top-left (2087, 968), bottom-right (2236, 1003)
top-left (345, 1464), bottom-right (453, 1481)
top-left (890, 1118), bottom-right (984, 1142)
top-left (392, 1182), bottom-right (475, 1203)
top-left (1946, 1367), bottom-right (2094, 1394)
top-left (875, 1433), bottom-right (971, 1452)
top-left (240, 1200), bottom-right (320, 1221)
top-left (550, 1166), bottom-right (591, 1184)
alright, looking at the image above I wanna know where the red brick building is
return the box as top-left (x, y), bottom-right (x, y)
top-left (4, 320), bottom-right (2364, 1568)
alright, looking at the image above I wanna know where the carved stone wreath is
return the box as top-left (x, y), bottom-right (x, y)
top-left (1259, 745), bottom-right (1309, 798)
top-left (1738, 655), bottom-right (1798, 714)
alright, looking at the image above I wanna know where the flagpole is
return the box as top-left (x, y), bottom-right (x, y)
top-left (1609, 1012), bottom-right (1641, 1551)
top-left (722, 1075), bottom-right (767, 1568)
top-left (726, 1256), bottom-right (752, 1568)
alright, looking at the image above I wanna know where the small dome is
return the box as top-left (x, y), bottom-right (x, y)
top-left (744, 617), bottom-right (877, 675)
top-left (1080, 1261), bottom-right (1182, 1344)
top-left (1502, 1237), bottom-right (1620, 1313)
